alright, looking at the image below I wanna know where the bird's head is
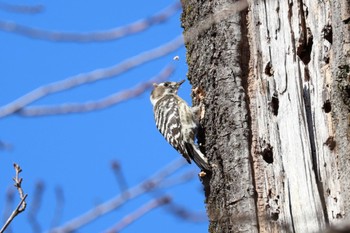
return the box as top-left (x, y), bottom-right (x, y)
top-left (150, 80), bottom-right (185, 105)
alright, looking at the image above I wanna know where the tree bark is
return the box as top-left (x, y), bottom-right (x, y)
top-left (181, 1), bottom-right (258, 232)
top-left (181, 0), bottom-right (350, 232)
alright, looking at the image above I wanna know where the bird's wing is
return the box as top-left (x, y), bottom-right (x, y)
top-left (154, 95), bottom-right (192, 164)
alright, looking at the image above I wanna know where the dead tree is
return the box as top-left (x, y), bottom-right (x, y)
top-left (180, 0), bottom-right (350, 232)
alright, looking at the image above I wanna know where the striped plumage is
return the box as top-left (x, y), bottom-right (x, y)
top-left (150, 80), bottom-right (210, 171)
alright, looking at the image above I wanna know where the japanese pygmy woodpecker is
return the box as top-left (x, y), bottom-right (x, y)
top-left (150, 80), bottom-right (210, 171)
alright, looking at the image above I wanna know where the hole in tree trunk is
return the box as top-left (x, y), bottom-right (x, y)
top-left (270, 93), bottom-right (279, 116)
top-left (322, 100), bottom-right (332, 113)
top-left (261, 143), bottom-right (273, 164)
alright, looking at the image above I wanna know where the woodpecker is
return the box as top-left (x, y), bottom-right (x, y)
top-left (150, 80), bottom-right (210, 171)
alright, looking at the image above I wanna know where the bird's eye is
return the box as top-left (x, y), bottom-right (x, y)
top-left (164, 83), bottom-right (169, 87)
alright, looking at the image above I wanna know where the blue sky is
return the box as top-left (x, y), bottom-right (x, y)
top-left (0, 1), bottom-right (208, 232)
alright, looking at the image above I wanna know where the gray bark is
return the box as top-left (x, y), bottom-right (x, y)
top-left (181, 1), bottom-right (258, 232)
top-left (181, 0), bottom-right (350, 232)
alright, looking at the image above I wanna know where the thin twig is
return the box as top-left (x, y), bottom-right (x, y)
top-left (143, 170), bottom-right (206, 223)
top-left (0, 2), bottom-right (44, 14)
top-left (156, 170), bottom-right (197, 189)
top-left (12, 164), bottom-right (26, 208)
top-left (111, 160), bottom-right (129, 195)
top-left (0, 164), bottom-right (28, 233)
top-left (49, 159), bottom-right (187, 233)
top-left (0, 140), bottom-right (13, 151)
top-left (105, 196), bottom-right (172, 233)
top-left (0, 2), bottom-right (181, 42)
top-left (1, 188), bottom-right (15, 233)
top-left (0, 36), bottom-right (183, 118)
top-left (50, 186), bottom-right (64, 229)
top-left (0, 195), bottom-right (28, 233)
top-left (165, 202), bottom-right (207, 222)
top-left (17, 65), bottom-right (174, 116)
top-left (28, 181), bottom-right (45, 233)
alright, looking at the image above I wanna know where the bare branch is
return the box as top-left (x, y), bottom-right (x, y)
top-left (0, 2), bottom-right (181, 42)
top-left (27, 181), bottom-right (45, 233)
top-left (105, 196), bottom-right (171, 233)
top-left (50, 186), bottom-right (64, 229)
top-left (17, 65), bottom-right (175, 116)
top-left (0, 164), bottom-right (28, 233)
top-left (0, 195), bottom-right (28, 233)
top-left (12, 164), bottom-right (26, 208)
top-left (165, 202), bottom-right (207, 223)
top-left (142, 171), bottom-right (206, 223)
top-left (0, 36), bottom-right (183, 118)
top-left (1, 188), bottom-right (15, 233)
top-left (156, 170), bottom-right (197, 189)
top-left (0, 140), bottom-right (13, 151)
top-left (0, 2), bottom-right (44, 14)
top-left (49, 159), bottom-right (187, 233)
top-left (111, 160), bottom-right (129, 195)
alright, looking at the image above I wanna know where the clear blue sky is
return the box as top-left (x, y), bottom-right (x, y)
top-left (0, 1), bottom-right (208, 232)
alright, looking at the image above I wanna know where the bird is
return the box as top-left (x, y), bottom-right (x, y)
top-left (150, 80), bottom-right (210, 171)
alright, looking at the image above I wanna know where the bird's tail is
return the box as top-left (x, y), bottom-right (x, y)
top-left (185, 143), bottom-right (210, 171)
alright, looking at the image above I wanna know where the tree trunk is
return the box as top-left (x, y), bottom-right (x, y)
top-left (181, 0), bottom-right (350, 233)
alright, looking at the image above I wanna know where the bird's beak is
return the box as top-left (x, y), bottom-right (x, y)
top-left (177, 80), bottom-right (185, 86)
top-left (153, 83), bottom-right (158, 87)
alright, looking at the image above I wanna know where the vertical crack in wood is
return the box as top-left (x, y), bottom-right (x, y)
top-left (296, 0), bottom-right (313, 65)
top-left (263, 0), bottom-right (273, 61)
top-left (302, 86), bottom-right (317, 179)
top-left (239, 6), bottom-right (260, 232)
top-left (303, 84), bottom-right (330, 226)
top-left (288, 0), bottom-right (297, 62)
top-left (275, 1), bottom-right (281, 40)
top-left (287, 182), bottom-right (296, 233)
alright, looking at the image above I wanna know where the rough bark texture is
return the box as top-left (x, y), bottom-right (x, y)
top-left (181, 0), bottom-right (350, 232)
top-left (181, 1), bottom-right (258, 233)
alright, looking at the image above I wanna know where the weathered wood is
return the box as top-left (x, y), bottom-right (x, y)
top-left (330, 0), bottom-right (350, 225)
top-left (248, 0), bottom-right (350, 232)
top-left (181, 0), bottom-right (350, 232)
